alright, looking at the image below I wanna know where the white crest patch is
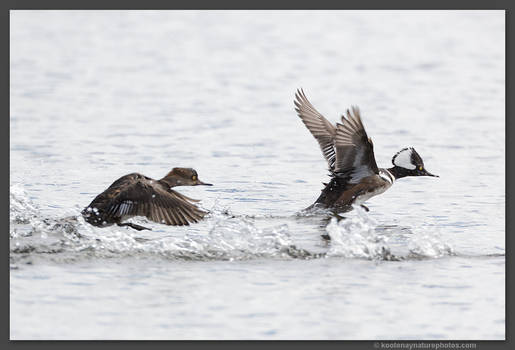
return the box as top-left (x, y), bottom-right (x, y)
top-left (393, 148), bottom-right (416, 169)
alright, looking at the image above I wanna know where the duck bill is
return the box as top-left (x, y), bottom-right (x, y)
top-left (196, 179), bottom-right (213, 186)
top-left (423, 169), bottom-right (439, 177)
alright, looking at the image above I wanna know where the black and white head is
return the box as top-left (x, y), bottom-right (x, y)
top-left (391, 147), bottom-right (438, 177)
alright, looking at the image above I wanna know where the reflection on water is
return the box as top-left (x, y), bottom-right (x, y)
top-left (10, 10), bottom-right (504, 340)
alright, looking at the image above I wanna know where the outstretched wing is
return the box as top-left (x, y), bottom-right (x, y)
top-left (334, 106), bottom-right (379, 183)
top-left (294, 89), bottom-right (337, 170)
top-left (89, 174), bottom-right (207, 226)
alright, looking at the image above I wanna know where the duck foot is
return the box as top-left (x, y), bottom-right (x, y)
top-left (117, 222), bottom-right (152, 231)
top-left (360, 204), bottom-right (370, 212)
top-left (333, 213), bottom-right (346, 220)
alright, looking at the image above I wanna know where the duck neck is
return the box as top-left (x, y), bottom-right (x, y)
top-left (387, 166), bottom-right (410, 180)
top-left (159, 176), bottom-right (181, 188)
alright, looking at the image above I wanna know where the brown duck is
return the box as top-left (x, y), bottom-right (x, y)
top-left (82, 168), bottom-right (212, 230)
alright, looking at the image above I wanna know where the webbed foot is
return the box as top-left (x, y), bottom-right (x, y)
top-left (118, 222), bottom-right (152, 231)
top-left (333, 213), bottom-right (346, 220)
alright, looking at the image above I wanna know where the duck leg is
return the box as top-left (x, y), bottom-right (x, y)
top-left (360, 204), bottom-right (370, 212)
top-left (333, 212), bottom-right (346, 220)
top-left (117, 222), bottom-right (152, 231)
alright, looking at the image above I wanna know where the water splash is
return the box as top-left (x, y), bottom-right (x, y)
top-left (325, 207), bottom-right (399, 260)
top-left (325, 206), bottom-right (454, 260)
top-left (295, 205), bottom-right (333, 217)
top-left (407, 225), bottom-right (455, 259)
top-left (10, 184), bottom-right (41, 227)
top-left (10, 185), bottom-right (454, 264)
top-left (10, 193), bottom-right (317, 264)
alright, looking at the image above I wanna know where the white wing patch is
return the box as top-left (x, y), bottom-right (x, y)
top-left (349, 150), bottom-right (369, 183)
top-left (393, 148), bottom-right (416, 170)
top-left (118, 201), bottom-right (134, 216)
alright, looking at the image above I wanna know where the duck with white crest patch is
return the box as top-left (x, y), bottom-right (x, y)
top-left (294, 89), bottom-right (438, 213)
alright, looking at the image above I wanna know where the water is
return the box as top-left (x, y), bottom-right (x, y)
top-left (10, 10), bottom-right (505, 340)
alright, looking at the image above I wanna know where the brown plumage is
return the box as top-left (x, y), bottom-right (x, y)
top-left (82, 168), bottom-right (212, 230)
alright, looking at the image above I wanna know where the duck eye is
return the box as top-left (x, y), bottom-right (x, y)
top-left (419, 166), bottom-right (423, 171)
top-left (192, 175), bottom-right (197, 180)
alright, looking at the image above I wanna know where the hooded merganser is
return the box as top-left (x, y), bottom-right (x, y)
top-left (294, 89), bottom-right (438, 213)
top-left (82, 168), bottom-right (212, 231)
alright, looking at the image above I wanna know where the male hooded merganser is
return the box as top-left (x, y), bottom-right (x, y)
top-left (82, 168), bottom-right (212, 231)
top-left (294, 89), bottom-right (438, 213)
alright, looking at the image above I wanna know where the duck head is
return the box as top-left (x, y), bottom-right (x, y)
top-left (390, 147), bottom-right (438, 179)
top-left (161, 167), bottom-right (213, 187)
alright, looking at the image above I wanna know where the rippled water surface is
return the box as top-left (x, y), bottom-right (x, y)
top-left (10, 10), bottom-right (505, 339)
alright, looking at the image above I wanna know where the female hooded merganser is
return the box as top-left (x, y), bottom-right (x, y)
top-left (294, 89), bottom-right (438, 213)
top-left (82, 168), bottom-right (212, 231)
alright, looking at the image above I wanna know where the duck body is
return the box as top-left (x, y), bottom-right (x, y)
top-left (312, 169), bottom-right (395, 212)
top-left (82, 168), bottom-right (212, 230)
top-left (294, 89), bottom-right (437, 214)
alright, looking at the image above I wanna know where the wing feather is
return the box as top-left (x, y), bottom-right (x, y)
top-left (163, 206), bottom-right (176, 226)
top-left (294, 89), bottom-right (337, 170)
top-left (87, 174), bottom-right (208, 226)
top-left (180, 206), bottom-right (203, 224)
top-left (334, 106), bottom-right (379, 183)
top-left (291, 90), bottom-right (381, 186)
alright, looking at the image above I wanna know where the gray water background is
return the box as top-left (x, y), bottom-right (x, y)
top-left (10, 11), bottom-right (505, 339)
